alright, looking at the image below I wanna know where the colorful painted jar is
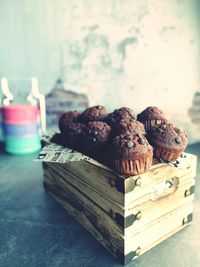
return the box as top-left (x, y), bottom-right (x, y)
top-left (1, 104), bottom-right (41, 154)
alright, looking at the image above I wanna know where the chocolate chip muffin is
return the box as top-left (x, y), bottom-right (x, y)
top-left (63, 122), bottom-right (86, 150)
top-left (80, 105), bottom-right (107, 123)
top-left (137, 106), bottom-right (168, 131)
top-left (59, 111), bottom-right (80, 133)
top-left (106, 107), bottom-right (135, 127)
top-left (112, 118), bottom-right (146, 136)
top-left (111, 133), bottom-right (153, 175)
top-left (81, 121), bottom-right (111, 152)
top-left (147, 123), bottom-right (188, 161)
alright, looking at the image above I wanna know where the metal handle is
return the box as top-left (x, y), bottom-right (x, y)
top-left (30, 77), bottom-right (46, 135)
top-left (1, 77), bottom-right (46, 135)
top-left (1, 77), bottom-right (14, 105)
top-left (150, 177), bottom-right (179, 201)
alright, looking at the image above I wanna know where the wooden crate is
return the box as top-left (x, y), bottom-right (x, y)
top-left (42, 148), bottom-right (197, 265)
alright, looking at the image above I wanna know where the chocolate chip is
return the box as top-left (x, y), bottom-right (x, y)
top-left (156, 127), bottom-right (163, 133)
top-left (175, 136), bottom-right (182, 144)
top-left (160, 124), bottom-right (167, 130)
top-left (124, 115), bottom-right (130, 120)
top-left (138, 138), bottom-right (145, 144)
top-left (174, 128), bottom-right (180, 134)
top-left (181, 153), bottom-right (187, 158)
top-left (126, 140), bottom-right (134, 148)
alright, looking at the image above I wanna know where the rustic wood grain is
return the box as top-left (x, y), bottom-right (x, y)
top-left (43, 152), bottom-right (196, 265)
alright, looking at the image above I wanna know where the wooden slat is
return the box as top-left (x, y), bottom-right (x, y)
top-left (44, 163), bottom-right (194, 239)
top-left (125, 171), bottom-right (195, 208)
top-left (54, 160), bottom-right (124, 204)
top-left (42, 147), bottom-right (196, 265)
top-left (124, 202), bottom-right (193, 254)
top-left (48, 162), bottom-right (124, 214)
top-left (43, 156), bottom-right (194, 234)
top-left (124, 179), bottom-right (194, 235)
top-left (45, 176), bottom-right (124, 258)
top-left (44, 169), bottom-right (194, 265)
top-left (44, 161), bottom-right (195, 236)
top-left (45, 168), bottom-right (123, 238)
top-left (47, 154), bottom-right (196, 212)
top-left (125, 154), bottom-right (197, 204)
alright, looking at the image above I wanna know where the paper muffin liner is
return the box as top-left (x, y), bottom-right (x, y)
top-left (153, 146), bottom-right (184, 162)
top-left (144, 119), bottom-right (166, 131)
top-left (114, 156), bottom-right (152, 175)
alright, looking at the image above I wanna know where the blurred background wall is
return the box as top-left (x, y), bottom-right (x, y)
top-left (0, 0), bottom-right (199, 142)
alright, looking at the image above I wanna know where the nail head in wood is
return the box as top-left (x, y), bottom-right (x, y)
top-left (182, 217), bottom-right (189, 225)
top-left (109, 209), bottom-right (116, 220)
top-left (109, 178), bottom-right (115, 187)
top-left (135, 247), bottom-right (141, 256)
top-left (135, 177), bottom-right (142, 187)
top-left (184, 189), bottom-right (191, 197)
top-left (135, 211), bottom-right (142, 220)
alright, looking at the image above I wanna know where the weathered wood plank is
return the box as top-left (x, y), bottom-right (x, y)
top-left (125, 154), bottom-right (197, 204)
top-left (45, 168), bottom-right (123, 240)
top-left (124, 179), bottom-right (194, 235)
top-left (125, 171), bottom-right (195, 208)
top-left (42, 148), bottom-right (196, 265)
top-left (44, 184), bottom-right (123, 262)
top-left (54, 160), bottom-right (124, 204)
top-left (44, 163), bottom-right (194, 239)
top-left (48, 161), bottom-right (195, 235)
top-left (44, 170), bottom-right (194, 265)
top-left (124, 202), bottom-right (193, 254)
top-left (44, 160), bottom-right (195, 236)
top-left (48, 162), bottom-right (124, 214)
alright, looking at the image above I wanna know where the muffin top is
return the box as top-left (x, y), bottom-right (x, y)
top-left (148, 123), bottom-right (188, 149)
top-left (59, 111), bottom-right (80, 132)
top-left (106, 107), bottom-right (135, 126)
top-left (80, 105), bottom-right (107, 123)
top-left (113, 118), bottom-right (146, 136)
top-left (82, 121), bottom-right (111, 151)
top-left (64, 122), bottom-right (86, 136)
top-left (112, 133), bottom-right (153, 160)
top-left (85, 121), bottom-right (111, 141)
top-left (137, 106), bottom-right (168, 122)
top-left (63, 122), bottom-right (86, 149)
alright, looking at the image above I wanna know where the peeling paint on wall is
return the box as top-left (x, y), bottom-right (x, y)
top-left (0, 0), bottom-right (199, 142)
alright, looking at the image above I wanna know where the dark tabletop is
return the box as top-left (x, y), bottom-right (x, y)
top-left (0, 143), bottom-right (200, 267)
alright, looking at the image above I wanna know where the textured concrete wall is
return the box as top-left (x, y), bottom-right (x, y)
top-left (0, 0), bottom-right (199, 141)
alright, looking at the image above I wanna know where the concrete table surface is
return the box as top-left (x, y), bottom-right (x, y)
top-left (0, 144), bottom-right (200, 267)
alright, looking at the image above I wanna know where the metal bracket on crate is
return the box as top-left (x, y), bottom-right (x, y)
top-left (109, 210), bottom-right (142, 228)
top-left (109, 176), bottom-right (142, 194)
top-left (184, 185), bottom-right (195, 197)
top-left (119, 246), bottom-right (142, 265)
top-left (112, 177), bottom-right (125, 193)
top-left (182, 213), bottom-right (193, 225)
top-left (125, 176), bottom-right (142, 194)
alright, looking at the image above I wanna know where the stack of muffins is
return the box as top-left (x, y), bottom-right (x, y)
top-left (51, 105), bottom-right (188, 176)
